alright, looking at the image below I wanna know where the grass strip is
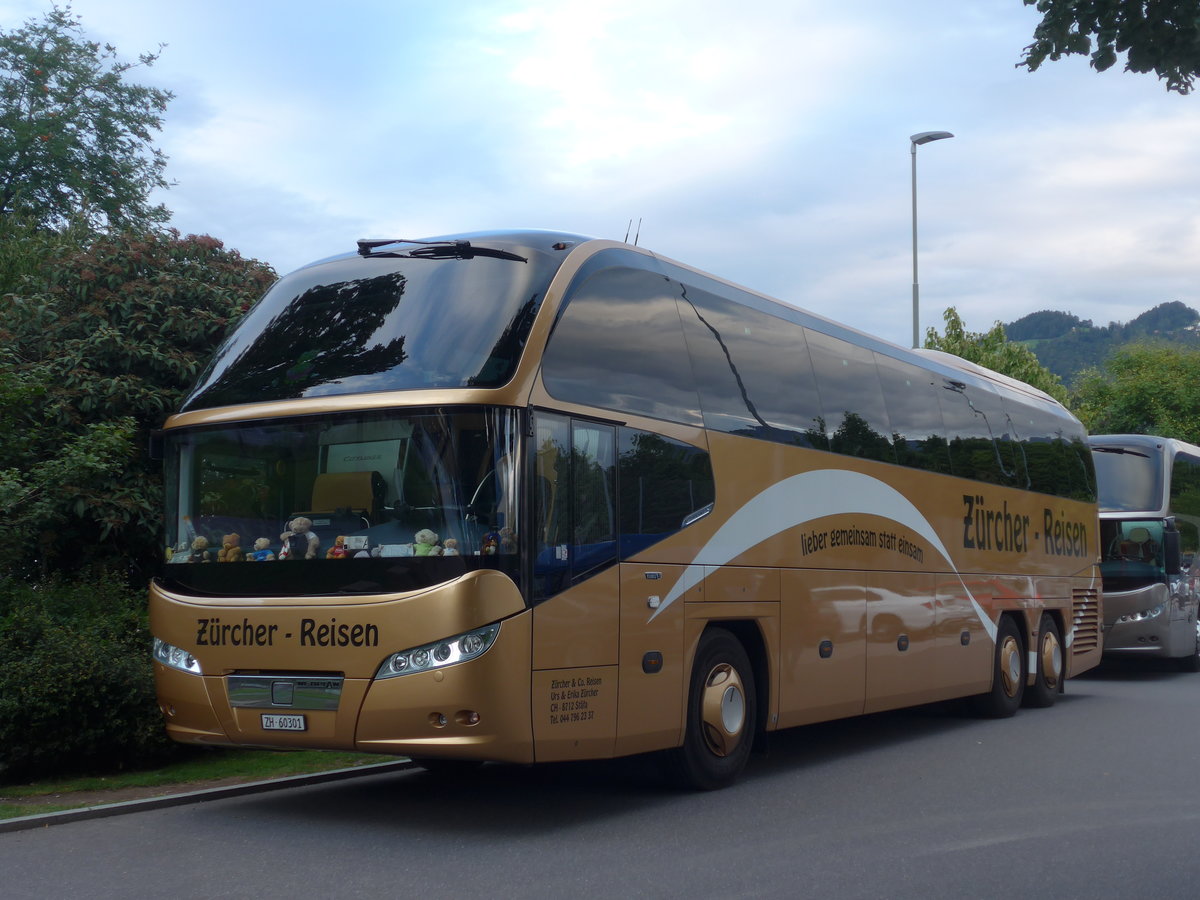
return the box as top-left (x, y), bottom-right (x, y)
top-left (0, 749), bottom-right (402, 818)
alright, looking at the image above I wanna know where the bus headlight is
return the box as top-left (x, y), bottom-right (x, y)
top-left (152, 636), bottom-right (202, 675)
top-left (375, 624), bottom-right (500, 679)
top-left (1116, 603), bottom-right (1165, 625)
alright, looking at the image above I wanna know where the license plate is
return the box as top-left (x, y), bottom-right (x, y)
top-left (261, 713), bottom-right (306, 731)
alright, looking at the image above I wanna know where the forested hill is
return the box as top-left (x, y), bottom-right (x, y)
top-left (1004, 301), bottom-right (1200, 384)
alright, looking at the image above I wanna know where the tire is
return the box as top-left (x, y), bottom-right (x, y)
top-left (1176, 612), bottom-right (1200, 673)
top-left (970, 616), bottom-right (1025, 718)
top-left (1023, 614), bottom-right (1063, 708)
top-left (409, 757), bottom-right (485, 776)
top-left (666, 628), bottom-right (756, 791)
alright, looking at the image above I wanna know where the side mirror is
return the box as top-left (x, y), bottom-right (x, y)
top-left (1164, 529), bottom-right (1182, 575)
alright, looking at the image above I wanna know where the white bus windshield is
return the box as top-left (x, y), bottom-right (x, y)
top-left (1092, 446), bottom-right (1163, 512)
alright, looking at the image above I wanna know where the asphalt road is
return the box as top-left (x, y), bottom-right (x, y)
top-left (3, 658), bottom-right (1199, 899)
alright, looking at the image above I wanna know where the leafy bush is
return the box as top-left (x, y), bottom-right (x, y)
top-left (0, 574), bottom-right (188, 783)
top-left (0, 222), bottom-right (276, 581)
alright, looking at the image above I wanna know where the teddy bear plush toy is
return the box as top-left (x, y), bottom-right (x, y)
top-left (413, 528), bottom-right (442, 556)
top-left (498, 526), bottom-right (517, 554)
top-left (326, 535), bottom-right (351, 559)
top-left (189, 536), bottom-right (211, 563)
top-left (217, 533), bottom-right (245, 563)
top-left (442, 538), bottom-right (459, 556)
top-left (280, 516), bottom-right (320, 560)
top-left (247, 537), bottom-right (275, 561)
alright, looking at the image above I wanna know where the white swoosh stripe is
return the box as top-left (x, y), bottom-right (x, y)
top-left (650, 468), bottom-right (996, 643)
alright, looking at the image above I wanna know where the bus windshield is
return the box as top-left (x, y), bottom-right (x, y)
top-left (1092, 446), bottom-right (1163, 512)
top-left (1099, 518), bottom-right (1167, 589)
top-left (179, 241), bottom-right (564, 411)
top-left (162, 407), bottom-right (522, 597)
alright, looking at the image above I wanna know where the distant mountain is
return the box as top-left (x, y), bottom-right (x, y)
top-left (1003, 301), bottom-right (1200, 384)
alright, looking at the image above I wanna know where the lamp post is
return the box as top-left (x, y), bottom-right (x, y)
top-left (910, 130), bottom-right (954, 349)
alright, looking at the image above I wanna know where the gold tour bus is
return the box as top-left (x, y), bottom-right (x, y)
top-left (1089, 434), bottom-right (1200, 669)
top-left (150, 230), bottom-right (1102, 789)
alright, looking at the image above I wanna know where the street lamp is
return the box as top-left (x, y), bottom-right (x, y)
top-left (910, 130), bottom-right (954, 349)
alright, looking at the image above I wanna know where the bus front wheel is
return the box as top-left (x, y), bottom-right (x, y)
top-left (1176, 612), bottom-right (1200, 673)
top-left (970, 616), bottom-right (1025, 718)
top-left (1023, 614), bottom-right (1063, 708)
top-left (409, 757), bottom-right (485, 776)
top-left (668, 628), bottom-right (756, 791)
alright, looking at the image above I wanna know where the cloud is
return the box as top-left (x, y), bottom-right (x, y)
top-left (4, 0), bottom-right (1199, 347)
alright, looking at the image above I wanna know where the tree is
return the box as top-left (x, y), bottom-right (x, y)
top-left (1018, 0), bottom-right (1200, 94)
top-left (924, 307), bottom-right (1070, 404)
top-left (0, 5), bottom-right (172, 230)
top-left (1071, 343), bottom-right (1200, 441)
top-left (0, 225), bottom-right (276, 580)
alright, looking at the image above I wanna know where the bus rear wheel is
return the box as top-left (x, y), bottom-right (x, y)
top-left (970, 616), bottom-right (1025, 718)
top-left (667, 628), bottom-right (756, 791)
top-left (1023, 614), bottom-right (1063, 708)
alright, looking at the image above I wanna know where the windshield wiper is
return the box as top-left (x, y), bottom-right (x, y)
top-left (1093, 447), bottom-right (1150, 458)
top-left (356, 239), bottom-right (527, 263)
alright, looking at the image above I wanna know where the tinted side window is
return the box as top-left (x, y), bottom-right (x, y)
top-left (531, 415), bottom-right (619, 595)
top-left (618, 428), bottom-right (715, 558)
top-left (542, 266), bottom-right (702, 426)
top-left (534, 414), bottom-right (571, 600)
top-left (938, 379), bottom-right (1020, 485)
top-left (677, 284), bottom-right (826, 449)
top-left (874, 353), bottom-right (951, 473)
top-left (806, 330), bottom-right (895, 464)
top-left (535, 415), bottom-right (714, 599)
top-left (1010, 400), bottom-right (1095, 500)
top-left (571, 420), bottom-right (617, 582)
top-left (1008, 400), bottom-right (1094, 501)
top-left (1171, 451), bottom-right (1200, 565)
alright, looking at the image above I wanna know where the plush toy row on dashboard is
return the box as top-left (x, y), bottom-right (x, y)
top-left (171, 518), bottom-right (516, 563)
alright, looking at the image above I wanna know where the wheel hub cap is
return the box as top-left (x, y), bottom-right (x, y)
top-left (700, 663), bottom-right (745, 757)
top-left (1041, 631), bottom-right (1062, 690)
top-left (999, 635), bottom-right (1021, 698)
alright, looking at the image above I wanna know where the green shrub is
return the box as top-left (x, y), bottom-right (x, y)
top-left (0, 573), bottom-right (187, 782)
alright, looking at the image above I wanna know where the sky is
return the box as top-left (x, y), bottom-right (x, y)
top-left (2, 0), bottom-right (1199, 349)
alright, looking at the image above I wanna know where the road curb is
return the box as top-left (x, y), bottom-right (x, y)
top-left (0, 759), bottom-right (415, 834)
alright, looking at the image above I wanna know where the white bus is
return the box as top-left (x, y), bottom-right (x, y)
top-left (1090, 434), bottom-right (1200, 669)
